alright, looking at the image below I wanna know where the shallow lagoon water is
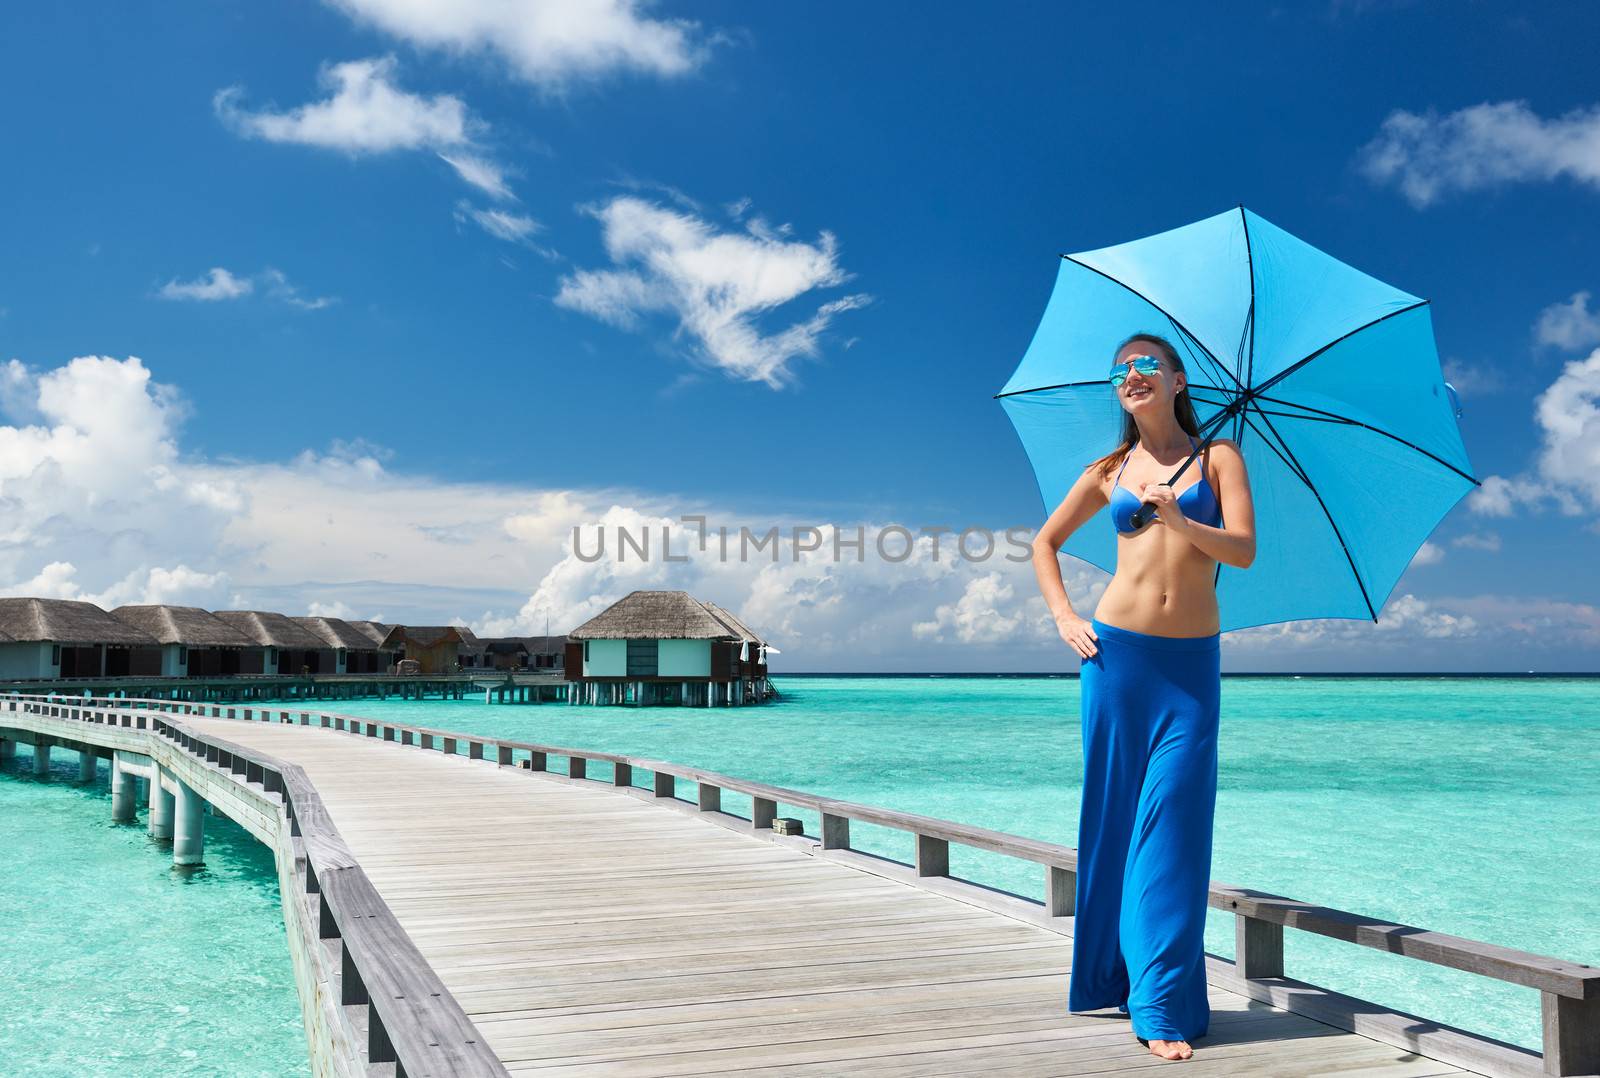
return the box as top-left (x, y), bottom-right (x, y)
top-left (0, 752), bottom-right (308, 1077)
top-left (4, 674), bottom-right (1595, 1069)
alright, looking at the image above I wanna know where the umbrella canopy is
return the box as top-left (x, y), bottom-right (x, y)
top-left (997, 206), bottom-right (1478, 634)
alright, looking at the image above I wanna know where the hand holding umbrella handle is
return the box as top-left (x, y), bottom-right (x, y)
top-left (1129, 501), bottom-right (1159, 530)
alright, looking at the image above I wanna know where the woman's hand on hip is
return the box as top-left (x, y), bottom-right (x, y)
top-left (1056, 612), bottom-right (1099, 659)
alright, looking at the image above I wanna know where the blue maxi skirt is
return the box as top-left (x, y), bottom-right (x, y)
top-left (1067, 616), bottom-right (1221, 1043)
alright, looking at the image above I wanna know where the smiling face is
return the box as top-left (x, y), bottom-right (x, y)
top-left (1114, 340), bottom-right (1185, 415)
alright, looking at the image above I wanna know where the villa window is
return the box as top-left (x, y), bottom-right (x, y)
top-left (179, 647), bottom-right (188, 665)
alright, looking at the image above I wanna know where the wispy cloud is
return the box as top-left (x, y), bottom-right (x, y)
top-left (1359, 99), bottom-right (1600, 207)
top-left (454, 201), bottom-right (543, 245)
top-left (159, 267), bottom-right (252, 302)
top-left (555, 196), bottom-right (870, 388)
top-left (156, 267), bottom-right (334, 310)
top-left (439, 153), bottom-right (514, 201)
top-left (322, 0), bottom-right (707, 89)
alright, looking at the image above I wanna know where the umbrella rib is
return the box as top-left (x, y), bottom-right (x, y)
top-left (1252, 300), bottom-right (1431, 399)
top-left (1239, 205), bottom-right (1258, 453)
top-left (1241, 393), bottom-right (1480, 486)
top-left (1238, 402), bottom-right (1379, 622)
top-left (1059, 254), bottom-right (1238, 379)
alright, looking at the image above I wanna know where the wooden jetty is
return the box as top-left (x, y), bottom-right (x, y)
top-left (3, 692), bottom-right (1597, 1077)
top-left (0, 671), bottom-right (570, 705)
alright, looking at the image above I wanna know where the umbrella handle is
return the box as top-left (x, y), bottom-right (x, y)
top-left (1129, 501), bottom-right (1158, 530)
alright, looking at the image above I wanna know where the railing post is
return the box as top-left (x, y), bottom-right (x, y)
top-left (1046, 865), bottom-right (1075, 917)
top-left (697, 782), bottom-right (721, 813)
top-left (497, 745), bottom-right (513, 766)
top-left (613, 762), bottom-right (632, 787)
top-left (821, 812), bottom-right (850, 850)
top-left (1543, 992), bottom-right (1600, 1076)
top-left (753, 797), bottom-right (777, 830)
top-left (569, 757), bottom-right (587, 780)
top-left (653, 771), bottom-right (674, 798)
top-left (1236, 914), bottom-right (1285, 979)
top-left (915, 834), bottom-right (949, 878)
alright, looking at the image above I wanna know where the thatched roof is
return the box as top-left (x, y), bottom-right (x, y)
top-left (110, 605), bottom-right (257, 647)
top-left (293, 616), bottom-right (379, 651)
top-left (0, 598), bottom-right (158, 646)
top-left (379, 625), bottom-right (481, 651)
top-left (704, 602), bottom-right (762, 644)
top-left (214, 610), bottom-right (329, 650)
top-left (349, 620), bottom-right (391, 647)
top-left (569, 591), bottom-right (766, 642)
top-left (482, 634), bottom-right (568, 656)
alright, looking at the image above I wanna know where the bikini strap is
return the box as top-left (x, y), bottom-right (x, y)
top-left (1114, 443), bottom-right (1136, 482)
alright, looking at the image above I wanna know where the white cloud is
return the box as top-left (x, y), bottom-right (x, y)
top-left (216, 56), bottom-right (519, 209)
top-left (261, 268), bottom-right (337, 311)
top-left (323, 0), bottom-right (705, 89)
top-left (1, 354), bottom-right (1588, 669)
top-left (1408, 541), bottom-right (1444, 567)
top-left (1359, 100), bottom-right (1600, 207)
top-left (1532, 348), bottom-right (1600, 507)
top-left (1440, 357), bottom-right (1503, 397)
top-left (159, 267), bottom-right (253, 302)
top-left (1471, 347), bottom-right (1600, 519)
top-left (216, 56), bottom-right (472, 154)
top-left (912, 572), bottom-right (1034, 644)
top-left (556, 197), bottom-right (870, 387)
top-left (454, 201), bottom-right (542, 244)
top-left (440, 153), bottom-right (514, 200)
top-left (157, 267), bottom-right (334, 310)
top-left (1229, 592), bottom-right (1479, 646)
top-left (1535, 291), bottom-right (1600, 352)
top-left (1450, 531), bottom-right (1502, 552)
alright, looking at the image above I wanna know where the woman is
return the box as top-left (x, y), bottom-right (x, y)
top-left (1030, 332), bottom-right (1256, 1062)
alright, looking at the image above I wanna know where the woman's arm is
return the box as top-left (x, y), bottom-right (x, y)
top-left (1149, 439), bottom-right (1257, 568)
top-left (1032, 463), bottom-right (1109, 656)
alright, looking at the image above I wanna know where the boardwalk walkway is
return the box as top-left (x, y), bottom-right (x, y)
top-left (9, 696), bottom-right (1594, 1077)
top-left (176, 716), bottom-right (1472, 1077)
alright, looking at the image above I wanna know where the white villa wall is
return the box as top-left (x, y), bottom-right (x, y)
top-left (582, 639), bottom-right (627, 677)
top-left (658, 639), bottom-right (711, 677)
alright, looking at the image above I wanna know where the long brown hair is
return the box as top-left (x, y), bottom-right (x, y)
top-left (1091, 332), bottom-right (1205, 479)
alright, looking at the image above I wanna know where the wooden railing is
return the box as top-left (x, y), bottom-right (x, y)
top-left (3, 694), bottom-right (508, 1078)
top-left (8, 690), bottom-right (1598, 1077)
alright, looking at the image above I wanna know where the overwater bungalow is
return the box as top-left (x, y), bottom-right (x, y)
top-left (378, 625), bottom-right (484, 674)
top-left (565, 590), bottom-right (775, 706)
top-left (109, 604), bottom-right (259, 676)
top-left (292, 616), bottom-right (391, 674)
top-left (481, 635), bottom-right (569, 672)
top-left (214, 610), bottom-right (335, 675)
top-left (0, 597), bottom-right (158, 678)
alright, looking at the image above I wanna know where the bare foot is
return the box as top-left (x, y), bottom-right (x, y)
top-left (1147, 1038), bottom-right (1193, 1060)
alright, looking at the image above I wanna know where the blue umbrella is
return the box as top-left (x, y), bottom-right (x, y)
top-left (996, 206), bottom-right (1479, 634)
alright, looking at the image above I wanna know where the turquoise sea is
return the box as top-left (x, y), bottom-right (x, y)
top-left (0, 754), bottom-right (308, 1076)
top-left (3, 674), bottom-right (1596, 1072)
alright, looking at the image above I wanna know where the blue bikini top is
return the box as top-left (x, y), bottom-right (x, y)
top-left (1110, 435), bottom-right (1222, 534)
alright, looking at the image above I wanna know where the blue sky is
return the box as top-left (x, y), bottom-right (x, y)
top-left (2, 1), bottom-right (1598, 671)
